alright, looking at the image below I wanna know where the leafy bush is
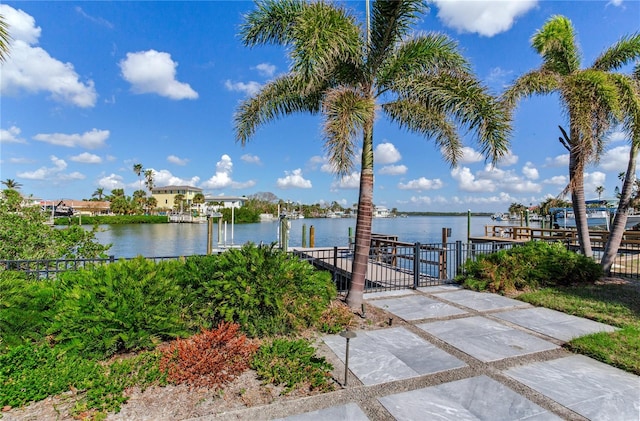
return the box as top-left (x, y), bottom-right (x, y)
top-left (54, 215), bottom-right (168, 225)
top-left (160, 322), bottom-right (258, 389)
top-left (49, 257), bottom-right (190, 358)
top-left (179, 244), bottom-right (336, 336)
top-left (458, 241), bottom-right (602, 293)
top-left (251, 338), bottom-right (334, 394)
top-left (0, 343), bottom-right (165, 416)
top-left (316, 300), bottom-right (355, 333)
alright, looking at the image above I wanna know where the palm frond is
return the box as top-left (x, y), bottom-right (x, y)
top-left (501, 70), bottom-right (560, 111)
top-left (377, 33), bottom-right (470, 92)
top-left (634, 62), bottom-right (640, 81)
top-left (532, 15), bottom-right (580, 75)
top-left (368, 0), bottom-right (428, 72)
top-left (392, 72), bottom-right (511, 164)
top-left (289, 2), bottom-right (364, 94)
top-left (234, 75), bottom-right (321, 145)
top-left (382, 100), bottom-right (461, 166)
top-left (0, 14), bottom-right (11, 62)
top-left (592, 33), bottom-right (640, 71)
top-left (322, 87), bottom-right (374, 176)
top-left (240, 0), bottom-right (305, 47)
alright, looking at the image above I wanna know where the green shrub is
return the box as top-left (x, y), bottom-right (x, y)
top-left (251, 338), bottom-right (334, 394)
top-left (179, 244), bottom-right (336, 336)
top-left (0, 342), bottom-right (165, 416)
top-left (0, 271), bottom-right (58, 350)
top-left (54, 215), bottom-right (169, 225)
top-left (49, 257), bottom-right (190, 358)
top-left (458, 241), bottom-right (602, 293)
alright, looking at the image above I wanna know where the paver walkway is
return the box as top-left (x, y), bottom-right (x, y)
top-left (197, 287), bottom-right (639, 421)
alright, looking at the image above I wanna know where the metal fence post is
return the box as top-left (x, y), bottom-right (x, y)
top-left (413, 242), bottom-right (420, 289)
top-left (455, 240), bottom-right (462, 278)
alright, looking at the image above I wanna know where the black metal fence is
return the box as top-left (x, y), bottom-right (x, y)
top-left (1, 239), bottom-right (637, 287)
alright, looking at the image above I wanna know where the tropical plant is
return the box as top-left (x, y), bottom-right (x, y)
top-left (503, 15), bottom-right (640, 257)
top-left (601, 67), bottom-right (640, 274)
top-left (235, 0), bottom-right (510, 310)
top-left (92, 187), bottom-right (105, 201)
top-left (0, 13), bottom-right (11, 62)
top-left (595, 185), bottom-right (605, 200)
top-left (144, 169), bottom-right (155, 193)
top-left (1, 178), bottom-right (22, 190)
top-left (133, 163), bottom-right (143, 191)
top-left (173, 193), bottom-right (185, 211)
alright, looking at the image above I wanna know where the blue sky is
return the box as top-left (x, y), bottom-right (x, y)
top-left (1, 0), bottom-right (638, 212)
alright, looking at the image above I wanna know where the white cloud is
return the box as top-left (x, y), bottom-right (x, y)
top-left (153, 169), bottom-right (200, 188)
top-left (224, 80), bottom-right (262, 96)
top-left (255, 63), bottom-right (276, 78)
top-left (607, 130), bottom-right (628, 143)
top-left (398, 177), bottom-right (443, 190)
top-left (543, 175), bottom-right (568, 186)
top-left (522, 162), bottom-right (539, 180)
top-left (167, 154), bottom-right (189, 166)
top-left (486, 67), bottom-right (513, 90)
top-left (241, 154), bottom-right (262, 165)
top-left (200, 154), bottom-right (256, 189)
top-left (584, 171), bottom-right (607, 197)
top-left (98, 173), bottom-right (125, 191)
top-left (33, 129), bottom-right (109, 149)
top-left (119, 50), bottom-right (198, 100)
top-left (308, 155), bottom-right (337, 173)
top-left (497, 150), bottom-right (518, 167)
top-left (599, 145), bottom-right (632, 172)
top-left (9, 157), bottom-right (35, 164)
top-left (0, 126), bottom-right (26, 143)
top-left (432, 0), bottom-right (538, 37)
top-left (18, 155), bottom-right (85, 181)
top-left (458, 146), bottom-right (483, 164)
top-left (374, 142), bottom-right (401, 164)
top-left (379, 165), bottom-right (407, 175)
top-left (277, 168), bottom-right (312, 189)
top-left (0, 5), bottom-right (97, 107)
top-left (75, 6), bottom-right (113, 29)
top-left (70, 152), bottom-right (102, 164)
top-left (331, 172), bottom-right (360, 190)
top-left (477, 165), bottom-right (541, 193)
top-left (608, 0), bottom-right (623, 6)
top-left (451, 166), bottom-right (495, 192)
top-left (544, 153), bottom-right (569, 167)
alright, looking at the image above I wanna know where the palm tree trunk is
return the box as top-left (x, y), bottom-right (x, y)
top-left (601, 143), bottom-right (638, 275)
top-left (569, 147), bottom-right (593, 257)
top-left (346, 121), bottom-right (374, 311)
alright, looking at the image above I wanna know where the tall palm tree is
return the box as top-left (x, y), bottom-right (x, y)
top-left (144, 169), bottom-right (155, 193)
top-left (133, 163), bottom-right (143, 191)
top-left (601, 65), bottom-right (640, 274)
top-left (595, 186), bottom-right (605, 201)
top-left (235, 0), bottom-right (510, 310)
top-left (0, 14), bottom-right (11, 62)
top-left (503, 16), bottom-right (640, 257)
top-left (1, 178), bottom-right (22, 190)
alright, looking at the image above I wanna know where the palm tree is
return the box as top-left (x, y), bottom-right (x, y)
top-left (1, 178), bottom-right (22, 190)
top-left (144, 169), bottom-right (155, 193)
top-left (601, 66), bottom-right (640, 274)
top-left (174, 194), bottom-right (185, 212)
top-left (92, 187), bottom-right (105, 201)
top-left (235, 0), bottom-right (510, 310)
top-left (0, 14), bottom-right (11, 62)
top-left (595, 186), bottom-right (605, 201)
top-left (133, 163), bottom-right (143, 191)
top-left (503, 16), bottom-right (640, 257)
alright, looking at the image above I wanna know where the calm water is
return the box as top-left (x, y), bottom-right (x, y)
top-left (94, 215), bottom-right (514, 258)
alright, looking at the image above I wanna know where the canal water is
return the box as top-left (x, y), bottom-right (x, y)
top-left (94, 215), bottom-right (518, 258)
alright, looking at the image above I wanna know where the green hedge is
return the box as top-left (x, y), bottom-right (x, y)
top-left (54, 215), bottom-right (169, 225)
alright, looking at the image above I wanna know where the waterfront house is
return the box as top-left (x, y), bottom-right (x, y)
top-left (374, 206), bottom-right (391, 218)
top-left (151, 186), bottom-right (203, 210)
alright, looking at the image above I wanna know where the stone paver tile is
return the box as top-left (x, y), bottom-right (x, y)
top-left (276, 403), bottom-right (369, 421)
top-left (494, 307), bottom-right (617, 341)
top-left (364, 289), bottom-right (415, 299)
top-left (323, 327), bottom-right (466, 386)
top-left (417, 284), bottom-right (462, 293)
top-left (368, 294), bottom-right (467, 321)
top-left (434, 290), bottom-right (530, 311)
top-left (418, 317), bottom-right (558, 362)
top-left (505, 355), bottom-right (640, 421)
top-left (379, 375), bottom-right (562, 421)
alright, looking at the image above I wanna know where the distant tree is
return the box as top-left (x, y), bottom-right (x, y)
top-left (1, 178), bottom-right (22, 190)
top-left (174, 194), bottom-right (185, 211)
top-left (539, 197), bottom-right (571, 216)
top-left (133, 163), bottom-right (143, 191)
top-left (92, 187), bottom-right (105, 201)
top-left (595, 185), bottom-right (604, 200)
top-left (146, 196), bottom-right (158, 213)
top-left (144, 169), bottom-right (155, 194)
top-left (508, 202), bottom-right (527, 216)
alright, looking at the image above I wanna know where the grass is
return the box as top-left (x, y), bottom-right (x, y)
top-left (516, 280), bottom-right (640, 375)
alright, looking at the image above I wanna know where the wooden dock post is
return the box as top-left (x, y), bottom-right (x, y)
top-left (310, 225), bottom-right (315, 248)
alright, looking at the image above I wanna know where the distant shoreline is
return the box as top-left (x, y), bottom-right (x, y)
top-left (401, 212), bottom-right (493, 217)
